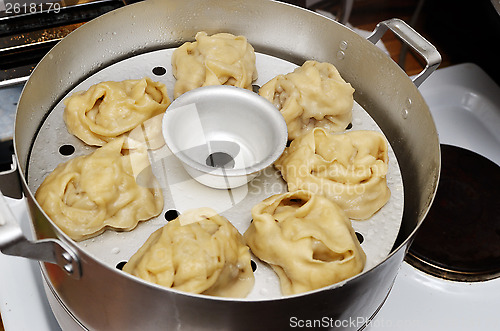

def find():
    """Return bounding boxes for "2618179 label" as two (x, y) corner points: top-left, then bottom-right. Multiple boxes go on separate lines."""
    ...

(0, 0), (61, 14)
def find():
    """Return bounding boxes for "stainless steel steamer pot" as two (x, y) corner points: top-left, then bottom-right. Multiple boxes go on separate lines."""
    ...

(0, 0), (441, 329)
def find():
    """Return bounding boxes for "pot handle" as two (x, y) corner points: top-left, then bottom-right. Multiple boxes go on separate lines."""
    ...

(0, 190), (81, 279)
(367, 18), (441, 87)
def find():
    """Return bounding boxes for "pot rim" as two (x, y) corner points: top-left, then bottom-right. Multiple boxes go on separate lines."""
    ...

(10, 0), (440, 306)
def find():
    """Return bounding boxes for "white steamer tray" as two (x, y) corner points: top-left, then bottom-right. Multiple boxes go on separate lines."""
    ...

(25, 49), (404, 300)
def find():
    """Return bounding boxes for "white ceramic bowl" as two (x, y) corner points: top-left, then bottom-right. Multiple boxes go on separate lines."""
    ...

(162, 85), (288, 189)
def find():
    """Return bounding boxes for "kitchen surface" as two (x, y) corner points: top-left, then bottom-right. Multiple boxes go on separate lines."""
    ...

(1, 0), (499, 330)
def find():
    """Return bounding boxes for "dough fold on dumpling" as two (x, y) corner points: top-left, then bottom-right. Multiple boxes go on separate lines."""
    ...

(63, 78), (170, 148)
(35, 138), (164, 241)
(274, 128), (390, 220)
(244, 191), (365, 296)
(259, 60), (354, 141)
(172, 31), (258, 98)
(123, 208), (255, 298)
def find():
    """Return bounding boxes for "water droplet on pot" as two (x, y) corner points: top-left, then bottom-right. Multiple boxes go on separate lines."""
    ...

(401, 108), (409, 119)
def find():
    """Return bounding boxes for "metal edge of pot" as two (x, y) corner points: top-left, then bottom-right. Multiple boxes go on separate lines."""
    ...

(12, 0), (441, 329)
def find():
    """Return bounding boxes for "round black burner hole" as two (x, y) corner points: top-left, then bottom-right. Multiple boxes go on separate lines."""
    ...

(206, 152), (235, 169)
(152, 66), (167, 76)
(252, 84), (261, 93)
(251, 260), (257, 272)
(355, 232), (364, 244)
(346, 122), (353, 130)
(164, 209), (180, 221)
(59, 144), (75, 156)
(407, 144), (500, 282)
(116, 261), (127, 270)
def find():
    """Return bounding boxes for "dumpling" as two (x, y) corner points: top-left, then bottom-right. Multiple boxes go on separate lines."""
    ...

(274, 128), (391, 220)
(125, 113), (166, 150)
(259, 60), (354, 141)
(35, 137), (164, 241)
(63, 78), (170, 148)
(244, 191), (365, 296)
(123, 208), (255, 298)
(171, 31), (258, 98)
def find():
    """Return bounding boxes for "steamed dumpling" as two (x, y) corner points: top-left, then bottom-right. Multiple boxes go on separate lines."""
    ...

(259, 60), (354, 141)
(244, 191), (365, 295)
(123, 208), (255, 298)
(172, 31), (258, 98)
(63, 78), (170, 149)
(35, 138), (164, 241)
(274, 128), (391, 220)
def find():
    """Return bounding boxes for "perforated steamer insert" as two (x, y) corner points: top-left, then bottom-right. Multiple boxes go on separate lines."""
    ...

(27, 49), (404, 299)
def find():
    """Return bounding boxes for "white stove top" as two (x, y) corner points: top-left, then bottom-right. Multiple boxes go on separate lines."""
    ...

(370, 262), (500, 330)
(369, 62), (500, 330)
(1, 63), (499, 330)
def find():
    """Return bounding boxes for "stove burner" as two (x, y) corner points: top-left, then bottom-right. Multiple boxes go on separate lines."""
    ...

(406, 144), (500, 281)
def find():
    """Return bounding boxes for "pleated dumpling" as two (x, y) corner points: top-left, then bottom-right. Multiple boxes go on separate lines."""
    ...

(171, 31), (258, 98)
(123, 208), (255, 298)
(244, 191), (365, 296)
(274, 128), (391, 220)
(259, 60), (354, 141)
(63, 77), (170, 149)
(35, 138), (164, 241)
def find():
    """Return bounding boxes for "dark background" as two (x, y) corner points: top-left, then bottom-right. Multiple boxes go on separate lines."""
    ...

(287, 0), (500, 85)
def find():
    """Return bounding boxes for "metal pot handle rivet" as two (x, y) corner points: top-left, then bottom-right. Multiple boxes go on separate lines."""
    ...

(0, 190), (81, 279)
(367, 18), (442, 87)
